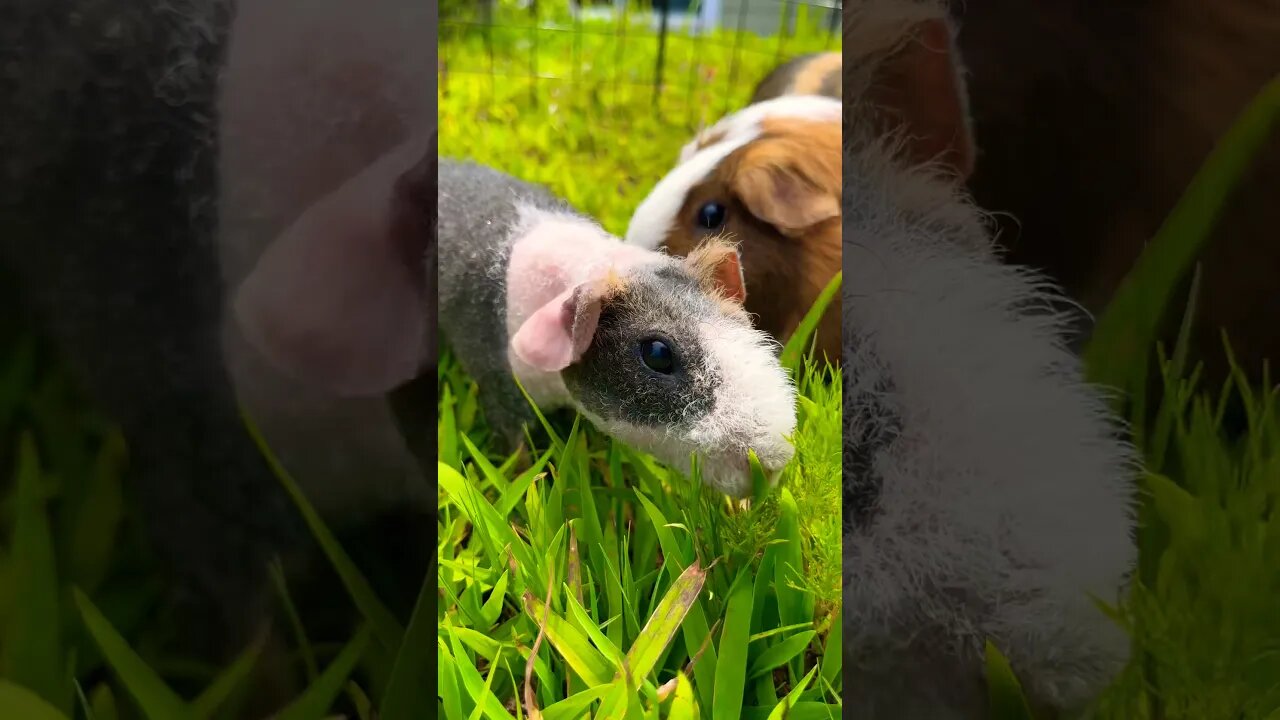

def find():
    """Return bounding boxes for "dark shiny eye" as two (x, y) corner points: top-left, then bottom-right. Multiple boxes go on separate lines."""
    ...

(696, 201), (727, 231)
(640, 339), (675, 374)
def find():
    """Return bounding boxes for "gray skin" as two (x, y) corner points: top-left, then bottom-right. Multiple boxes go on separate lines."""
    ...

(438, 159), (791, 482)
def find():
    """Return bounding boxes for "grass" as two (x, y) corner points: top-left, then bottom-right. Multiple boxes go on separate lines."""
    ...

(437, 7), (844, 719)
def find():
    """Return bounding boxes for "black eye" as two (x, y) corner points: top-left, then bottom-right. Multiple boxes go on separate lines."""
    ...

(640, 339), (675, 374)
(696, 201), (727, 231)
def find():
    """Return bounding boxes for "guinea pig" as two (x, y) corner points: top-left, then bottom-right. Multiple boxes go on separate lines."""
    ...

(841, 3), (1137, 718)
(625, 96), (843, 364)
(749, 51), (842, 104)
(437, 158), (797, 498)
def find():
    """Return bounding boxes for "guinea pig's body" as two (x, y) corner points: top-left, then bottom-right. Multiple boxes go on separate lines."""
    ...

(626, 96), (843, 364)
(438, 159), (797, 498)
(749, 51), (842, 104)
(217, 0), (435, 524)
(840, 3), (1138, 716)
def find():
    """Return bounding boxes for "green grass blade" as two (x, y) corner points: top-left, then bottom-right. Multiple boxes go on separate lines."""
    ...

(984, 640), (1035, 720)
(712, 569), (754, 719)
(446, 630), (517, 720)
(818, 619), (840, 692)
(439, 461), (544, 596)
(275, 626), (372, 720)
(188, 632), (266, 720)
(541, 685), (614, 720)
(622, 561), (707, 682)
(747, 630), (815, 680)
(71, 588), (188, 720)
(242, 412), (404, 650)
(520, 591), (614, 686)
(3, 434), (67, 713)
(0, 680), (70, 720)
(1084, 74), (1280, 395)
(270, 560), (320, 682)
(764, 666), (819, 720)
(667, 673), (698, 720)
(781, 271), (841, 372)
(379, 559), (437, 720)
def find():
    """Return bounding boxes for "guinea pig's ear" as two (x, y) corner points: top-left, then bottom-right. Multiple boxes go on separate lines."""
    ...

(233, 134), (436, 397)
(864, 17), (975, 179)
(731, 131), (841, 235)
(510, 279), (610, 372)
(686, 240), (747, 304)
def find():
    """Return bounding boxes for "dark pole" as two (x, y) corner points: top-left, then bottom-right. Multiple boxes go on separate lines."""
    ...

(654, 0), (671, 108)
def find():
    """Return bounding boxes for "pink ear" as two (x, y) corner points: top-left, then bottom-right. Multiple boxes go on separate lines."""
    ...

(510, 281), (607, 372)
(233, 134), (436, 397)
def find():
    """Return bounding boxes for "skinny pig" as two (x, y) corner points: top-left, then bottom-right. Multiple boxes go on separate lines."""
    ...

(438, 159), (797, 498)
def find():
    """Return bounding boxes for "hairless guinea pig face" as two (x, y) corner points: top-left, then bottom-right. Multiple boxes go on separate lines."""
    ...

(626, 99), (842, 364)
(559, 241), (798, 498)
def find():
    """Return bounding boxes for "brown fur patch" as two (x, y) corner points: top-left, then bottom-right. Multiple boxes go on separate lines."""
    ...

(662, 117), (842, 360)
(792, 52), (843, 96)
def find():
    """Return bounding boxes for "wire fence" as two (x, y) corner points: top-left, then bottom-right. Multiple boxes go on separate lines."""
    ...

(439, 0), (842, 127)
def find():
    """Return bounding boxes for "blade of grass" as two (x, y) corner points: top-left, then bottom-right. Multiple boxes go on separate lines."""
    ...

(0, 680), (69, 720)
(520, 591), (614, 686)
(781, 271), (841, 372)
(71, 588), (187, 720)
(712, 569), (753, 720)
(621, 562), (707, 682)
(189, 632), (267, 720)
(3, 434), (67, 713)
(379, 558), (437, 720)
(275, 626), (372, 720)
(1084, 74), (1280, 397)
(984, 641), (1035, 720)
(747, 631), (815, 680)
(242, 412), (404, 650)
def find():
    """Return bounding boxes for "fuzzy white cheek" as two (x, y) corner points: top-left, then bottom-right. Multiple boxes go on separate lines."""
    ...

(691, 317), (798, 471)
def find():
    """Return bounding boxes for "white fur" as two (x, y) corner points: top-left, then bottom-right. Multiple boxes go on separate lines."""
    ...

(842, 139), (1137, 714)
(215, 0), (433, 520)
(677, 94), (843, 163)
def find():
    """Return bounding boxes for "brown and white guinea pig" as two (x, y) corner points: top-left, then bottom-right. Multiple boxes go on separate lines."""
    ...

(625, 96), (843, 364)
(749, 51), (842, 104)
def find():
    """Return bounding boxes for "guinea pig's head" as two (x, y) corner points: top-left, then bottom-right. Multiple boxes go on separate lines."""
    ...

(625, 97), (843, 363)
(511, 238), (798, 497)
(232, 132), (437, 397)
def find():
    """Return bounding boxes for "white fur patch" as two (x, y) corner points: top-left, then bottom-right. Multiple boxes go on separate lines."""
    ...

(842, 142), (1137, 712)
(689, 314), (797, 496)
